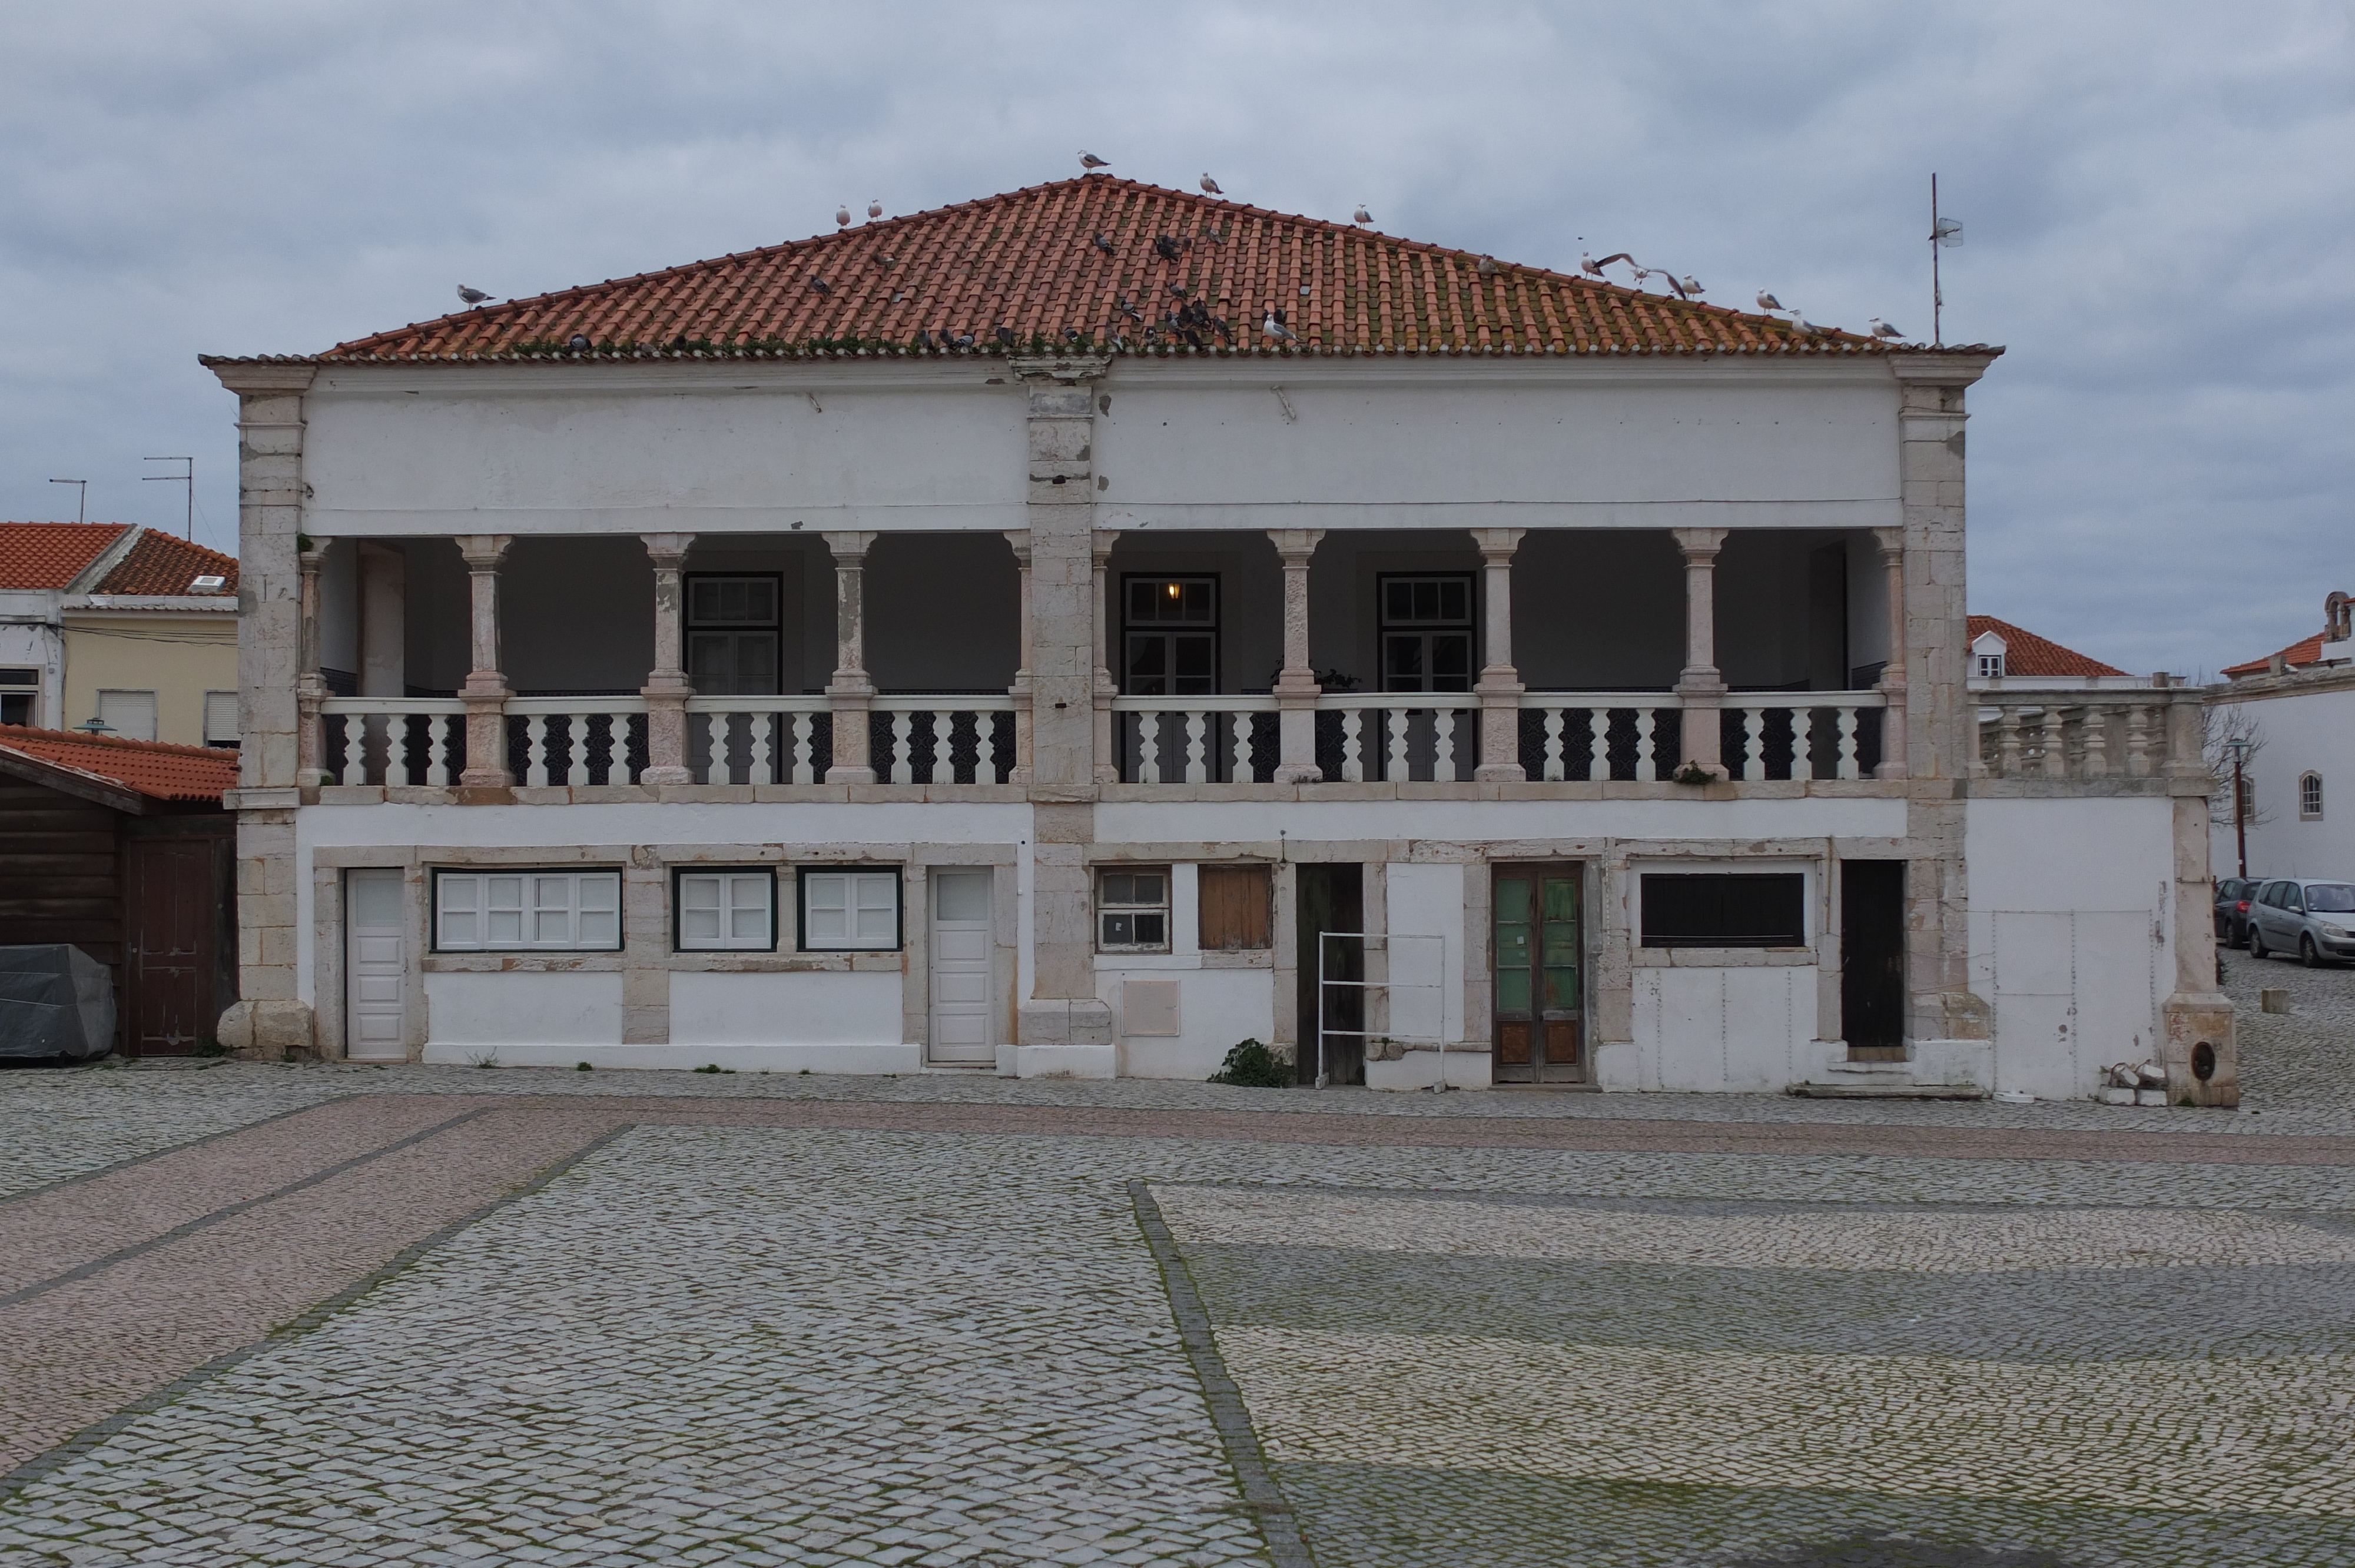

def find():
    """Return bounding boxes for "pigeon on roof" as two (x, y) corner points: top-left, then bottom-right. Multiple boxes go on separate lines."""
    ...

(456, 285), (491, 305)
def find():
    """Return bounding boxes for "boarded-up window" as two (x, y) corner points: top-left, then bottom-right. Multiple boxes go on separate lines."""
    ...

(1198, 865), (1272, 951)
(1640, 872), (1806, 949)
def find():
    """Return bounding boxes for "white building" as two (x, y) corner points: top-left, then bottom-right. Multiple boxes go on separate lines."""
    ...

(2210, 589), (2354, 882)
(203, 177), (2232, 1104)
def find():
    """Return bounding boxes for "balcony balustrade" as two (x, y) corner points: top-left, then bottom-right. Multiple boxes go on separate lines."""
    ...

(1975, 693), (2182, 780)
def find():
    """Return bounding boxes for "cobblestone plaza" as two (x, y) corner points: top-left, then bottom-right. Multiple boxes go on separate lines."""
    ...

(2, 956), (2351, 1567)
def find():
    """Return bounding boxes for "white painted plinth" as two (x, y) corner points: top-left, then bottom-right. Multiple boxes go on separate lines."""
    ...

(421, 1041), (923, 1074)
(1365, 1049), (1492, 1091)
(1012, 1043), (1118, 1079)
(1593, 1041), (1643, 1091)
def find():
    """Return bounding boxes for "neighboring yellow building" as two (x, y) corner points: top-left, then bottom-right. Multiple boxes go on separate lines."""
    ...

(0, 524), (240, 748)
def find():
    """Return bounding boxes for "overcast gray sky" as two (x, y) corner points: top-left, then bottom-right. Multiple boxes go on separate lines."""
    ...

(2, 1), (2347, 676)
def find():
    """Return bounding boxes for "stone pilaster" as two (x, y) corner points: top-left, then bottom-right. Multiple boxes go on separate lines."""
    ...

(1268, 529), (1326, 784)
(456, 534), (514, 791)
(1004, 529), (1035, 785)
(206, 361), (317, 1058)
(1889, 351), (1999, 1048)
(822, 530), (878, 784)
(2160, 690), (2237, 1105)
(1872, 525), (1909, 780)
(1470, 527), (1526, 782)
(294, 535), (332, 789)
(621, 851), (672, 1047)
(1010, 356), (1115, 1059)
(1090, 530), (1119, 784)
(1670, 527), (1729, 779)
(638, 533), (696, 786)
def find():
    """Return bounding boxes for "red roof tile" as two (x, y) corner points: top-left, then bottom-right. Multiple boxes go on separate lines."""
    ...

(92, 531), (238, 596)
(0, 725), (237, 803)
(1968, 616), (2128, 678)
(244, 179), (1989, 364)
(2223, 632), (2327, 677)
(0, 523), (130, 590)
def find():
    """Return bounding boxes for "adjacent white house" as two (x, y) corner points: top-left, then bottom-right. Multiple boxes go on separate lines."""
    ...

(2210, 588), (2354, 882)
(202, 177), (2233, 1104)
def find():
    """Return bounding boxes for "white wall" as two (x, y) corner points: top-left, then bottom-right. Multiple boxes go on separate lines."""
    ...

(1095, 862), (1282, 1079)
(1385, 862), (1466, 1047)
(423, 971), (622, 1055)
(1634, 965), (1820, 1091)
(2213, 686), (2355, 881)
(670, 971), (903, 1045)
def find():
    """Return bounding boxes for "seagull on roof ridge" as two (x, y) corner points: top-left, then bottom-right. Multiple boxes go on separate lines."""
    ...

(1789, 311), (1817, 336)
(1262, 309), (1295, 341)
(456, 285), (492, 305)
(1199, 172), (1223, 197)
(1353, 205), (1372, 225)
(867, 199), (882, 221)
(835, 205), (850, 228)
(1869, 317), (1905, 341)
(1755, 290), (1785, 313)
(1079, 151), (1109, 171)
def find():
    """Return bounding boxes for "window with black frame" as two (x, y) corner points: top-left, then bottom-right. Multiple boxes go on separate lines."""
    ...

(685, 575), (781, 695)
(1640, 872), (1808, 948)
(1378, 574), (1474, 693)
(1123, 576), (1218, 695)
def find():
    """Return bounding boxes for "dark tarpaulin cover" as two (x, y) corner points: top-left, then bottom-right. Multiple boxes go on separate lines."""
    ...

(0, 946), (115, 1060)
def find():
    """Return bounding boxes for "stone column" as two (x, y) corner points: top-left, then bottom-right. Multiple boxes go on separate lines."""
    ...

(822, 530), (878, 784)
(638, 533), (695, 786)
(1471, 527), (1527, 782)
(456, 534), (514, 790)
(1889, 351), (2000, 1051)
(1011, 355), (1116, 1065)
(1090, 530), (1119, 784)
(1005, 529), (1035, 785)
(2160, 690), (2237, 1105)
(1670, 527), (1729, 778)
(205, 360), (317, 1060)
(1872, 525), (1909, 779)
(1268, 528), (1326, 784)
(294, 535), (332, 788)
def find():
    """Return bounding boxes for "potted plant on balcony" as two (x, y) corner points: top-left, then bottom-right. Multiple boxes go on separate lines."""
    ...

(1670, 759), (1719, 786)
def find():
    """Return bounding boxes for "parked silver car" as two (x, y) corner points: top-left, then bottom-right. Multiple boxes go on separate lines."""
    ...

(2246, 878), (2355, 967)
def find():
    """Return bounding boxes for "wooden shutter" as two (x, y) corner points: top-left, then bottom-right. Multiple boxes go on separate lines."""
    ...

(1198, 865), (1272, 951)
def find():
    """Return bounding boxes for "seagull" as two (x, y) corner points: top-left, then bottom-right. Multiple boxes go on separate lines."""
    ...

(1262, 309), (1295, 341)
(1789, 311), (1817, 336)
(1581, 251), (1634, 280)
(1352, 205), (1372, 225)
(1869, 317), (1905, 340)
(1079, 151), (1109, 171)
(1755, 290), (1785, 313)
(456, 285), (491, 305)
(1199, 172), (1223, 197)
(1679, 275), (1704, 296)
(1477, 255), (1501, 277)
(867, 199), (882, 221)
(835, 205), (851, 228)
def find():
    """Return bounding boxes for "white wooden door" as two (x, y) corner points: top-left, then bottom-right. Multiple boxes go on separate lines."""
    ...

(928, 869), (994, 1065)
(346, 869), (407, 1061)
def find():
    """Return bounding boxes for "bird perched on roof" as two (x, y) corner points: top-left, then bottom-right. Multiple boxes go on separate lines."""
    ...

(867, 199), (882, 221)
(1679, 276), (1704, 297)
(808, 277), (831, 294)
(1153, 235), (1186, 262)
(1869, 317), (1905, 341)
(1167, 282), (1189, 298)
(1114, 295), (1143, 321)
(1477, 255), (1501, 277)
(1079, 151), (1109, 171)
(1755, 290), (1785, 313)
(456, 285), (492, 305)
(951, 330), (975, 348)
(1093, 231), (1117, 255)
(567, 334), (591, 351)
(995, 325), (1017, 346)
(1199, 173), (1223, 196)
(1353, 205), (1372, 225)
(1789, 311), (1817, 336)
(835, 206), (850, 227)
(1262, 309), (1295, 341)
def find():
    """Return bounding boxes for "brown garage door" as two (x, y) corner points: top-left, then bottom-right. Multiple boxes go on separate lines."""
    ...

(123, 836), (219, 1056)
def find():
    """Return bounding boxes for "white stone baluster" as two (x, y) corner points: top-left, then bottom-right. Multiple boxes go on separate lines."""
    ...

(1996, 709), (2023, 776)
(1183, 710), (1209, 784)
(1340, 710), (1364, 783)
(747, 712), (775, 785)
(1790, 707), (1814, 782)
(890, 711), (914, 783)
(1588, 709), (1611, 782)
(1137, 713), (1162, 782)
(2125, 704), (2151, 777)
(931, 710), (956, 783)
(1836, 706), (1861, 780)
(1230, 714), (1252, 783)
(612, 706), (638, 784)
(1634, 709), (1658, 782)
(1541, 707), (1565, 781)
(1743, 707), (1767, 782)
(790, 713), (815, 784)
(1434, 709), (1458, 782)
(422, 715), (450, 788)
(1386, 707), (1411, 782)
(2039, 708), (2068, 779)
(523, 715), (550, 788)
(974, 712), (999, 785)
(2081, 706), (2109, 778)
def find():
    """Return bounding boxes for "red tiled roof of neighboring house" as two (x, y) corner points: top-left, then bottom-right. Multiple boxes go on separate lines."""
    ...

(92, 531), (238, 596)
(0, 725), (237, 803)
(2223, 632), (2327, 677)
(0, 523), (130, 589)
(1968, 616), (2128, 678)
(202, 178), (1998, 366)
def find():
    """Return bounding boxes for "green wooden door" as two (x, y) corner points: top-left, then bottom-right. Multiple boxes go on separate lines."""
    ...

(1492, 867), (1583, 1083)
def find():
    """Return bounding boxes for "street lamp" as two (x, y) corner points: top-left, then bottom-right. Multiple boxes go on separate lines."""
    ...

(2225, 735), (2251, 880)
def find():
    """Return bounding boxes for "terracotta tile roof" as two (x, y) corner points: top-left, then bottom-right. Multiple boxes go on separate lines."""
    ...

(0, 523), (130, 590)
(231, 178), (1992, 364)
(2223, 632), (2327, 677)
(0, 725), (237, 802)
(1968, 615), (2128, 678)
(92, 531), (238, 596)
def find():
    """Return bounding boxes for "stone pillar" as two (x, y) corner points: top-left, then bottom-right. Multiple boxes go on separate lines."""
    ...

(1671, 527), (1729, 778)
(1889, 351), (2000, 1052)
(1471, 527), (1527, 782)
(205, 360), (318, 1059)
(638, 532), (695, 786)
(456, 534), (514, 790)
(294, 535), (331, 788)
(1872, 525), (1909, 779)
(1005, 529), (1035, 785)
(2160, 690), (2237, 1105)
(1011, 356), (1116, 1066)
(822, 530), (878, 784)
(1268, 528), (1326, 784)
(1090, 530), (1119, 784)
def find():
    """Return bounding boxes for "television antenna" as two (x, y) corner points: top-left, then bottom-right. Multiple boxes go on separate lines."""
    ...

(144, 457), (194, 540)
(48, 479), (87, 524)
(1930, 174), (1963, 346)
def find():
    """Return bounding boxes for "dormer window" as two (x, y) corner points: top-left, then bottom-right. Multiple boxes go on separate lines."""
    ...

(190, 574), (227, 592)
(1976, 652), (2005, 679)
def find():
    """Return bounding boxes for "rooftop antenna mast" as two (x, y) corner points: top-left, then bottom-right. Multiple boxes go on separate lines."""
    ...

(1929, 174), (1963, 347)
(48, 479), (87, 524)
(144, 457), (194, 541)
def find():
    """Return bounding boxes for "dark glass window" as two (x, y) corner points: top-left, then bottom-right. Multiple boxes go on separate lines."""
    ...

(1379, 574), (1473, 693)
(685, 575), (781, 696)
(1640, 872), (1807, 948)
(1123, 577), (1217, 697)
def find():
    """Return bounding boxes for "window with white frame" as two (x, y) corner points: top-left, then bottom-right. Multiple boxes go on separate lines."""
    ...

(801, 869), (900, 951)
(1096, 866), (1171, 952)
(435, 870), (622, 951)
(676, 869), (775, 951)
(2301, 772), (2324, 821)
(203, 691), (240, 749)
(1975, 653), (2005, 679)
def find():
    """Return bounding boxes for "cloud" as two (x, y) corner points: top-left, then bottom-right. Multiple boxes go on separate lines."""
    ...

(0, 0), (2347, 675)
